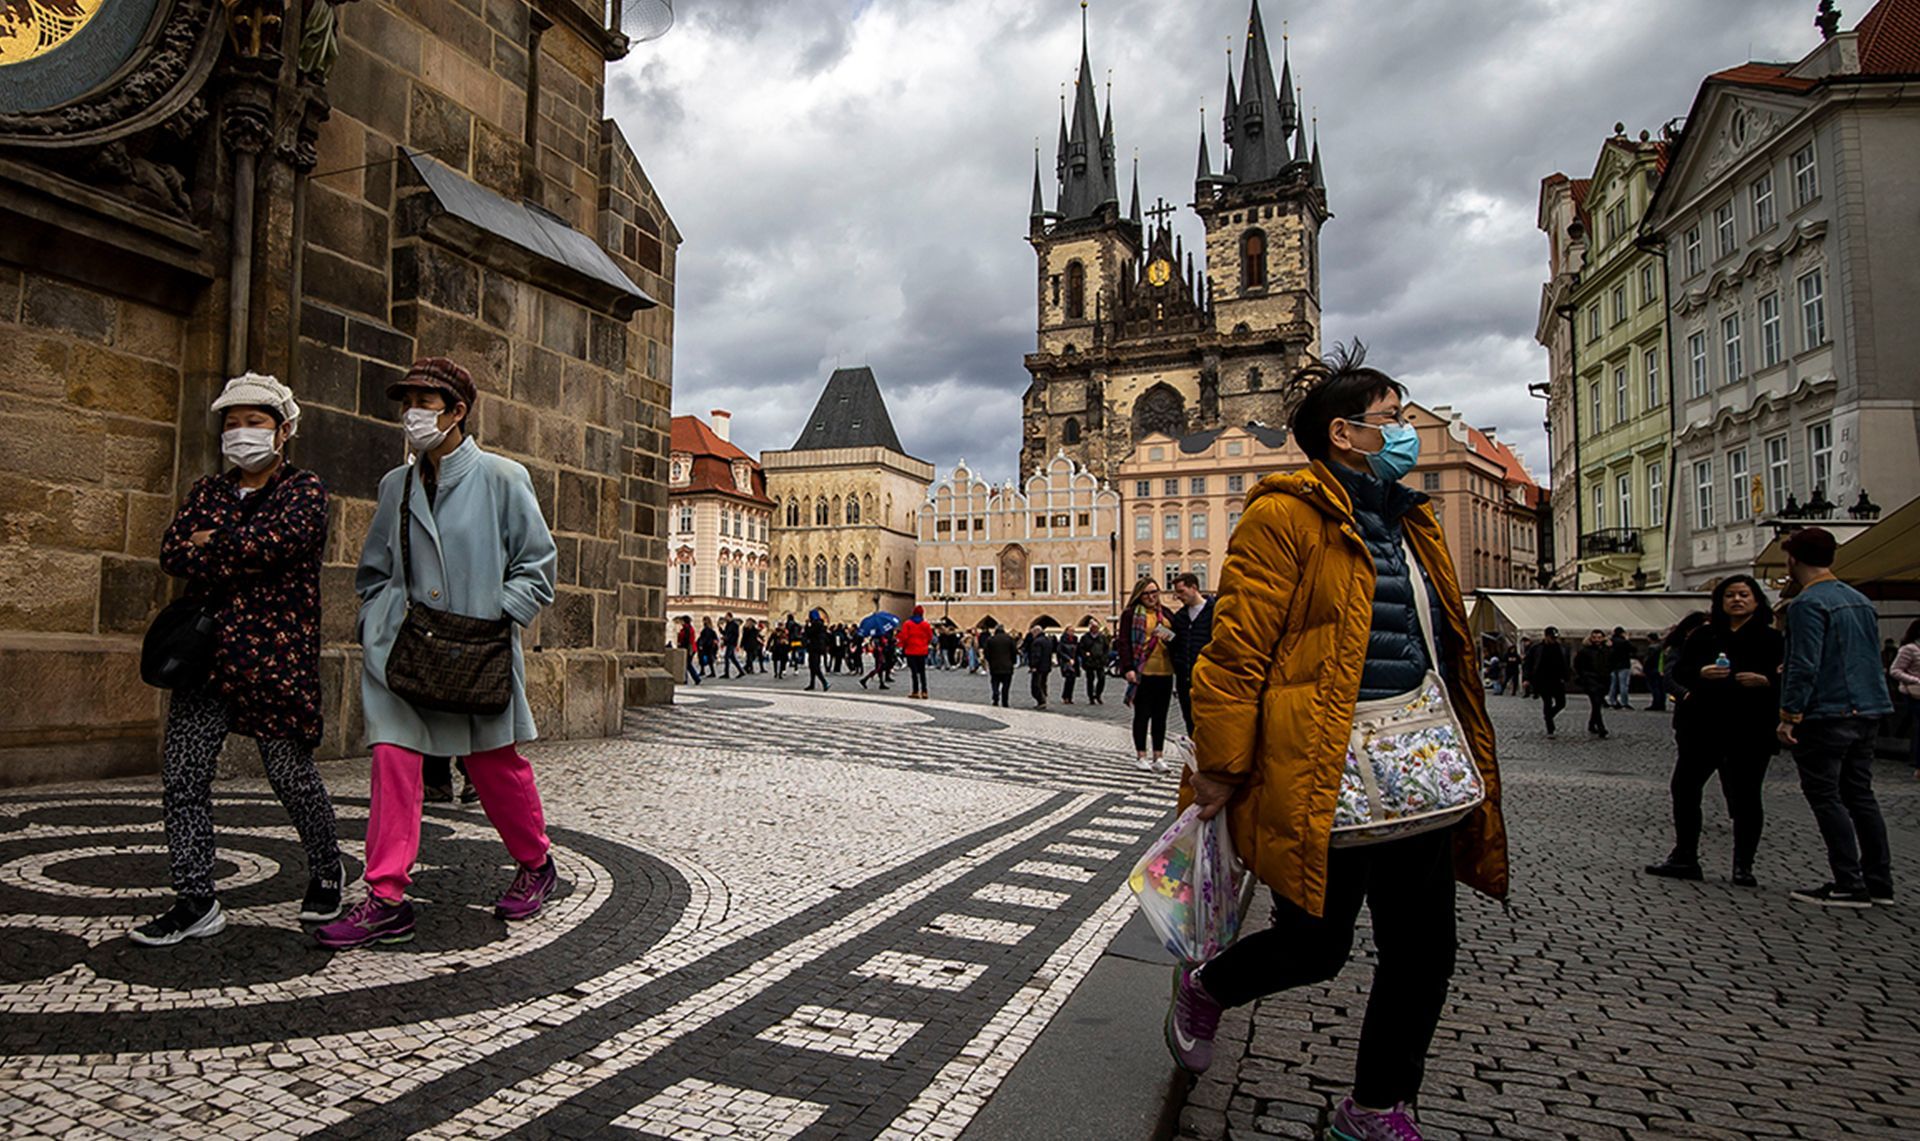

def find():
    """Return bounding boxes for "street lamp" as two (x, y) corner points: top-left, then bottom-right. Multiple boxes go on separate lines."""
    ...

(935, 593), (960, 620)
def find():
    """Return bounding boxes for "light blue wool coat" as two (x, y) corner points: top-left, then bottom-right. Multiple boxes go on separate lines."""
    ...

(355, 438), (557, 755)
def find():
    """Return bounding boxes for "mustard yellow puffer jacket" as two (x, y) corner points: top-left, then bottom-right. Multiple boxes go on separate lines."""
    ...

(1187, 461), (1508, 917)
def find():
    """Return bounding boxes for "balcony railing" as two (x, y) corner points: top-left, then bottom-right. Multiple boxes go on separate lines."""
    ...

(1580, 527), (1642, 558)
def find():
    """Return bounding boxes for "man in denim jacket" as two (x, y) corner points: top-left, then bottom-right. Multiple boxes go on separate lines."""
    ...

(1776, 527), (1894, 909)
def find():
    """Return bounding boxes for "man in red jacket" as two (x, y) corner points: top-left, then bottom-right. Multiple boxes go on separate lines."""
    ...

(898, 606), (934, 699)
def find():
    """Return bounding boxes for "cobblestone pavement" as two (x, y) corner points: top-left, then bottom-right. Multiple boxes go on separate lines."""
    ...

(0, 677), (1180, 1139)
(1, 664), (1915, 1139)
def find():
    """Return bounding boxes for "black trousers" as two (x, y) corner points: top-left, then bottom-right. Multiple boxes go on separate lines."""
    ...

(1792, 716), (1893, 894)
(808, 651), (828, 689)
(906, 654), (928, 694)
(1670, 732), (1770, 869)
(1175, 669), (1196, 734)
(1199, 829), (1457, 1109)
(1586, 693), (1607, 734)
(1538, 689), (1566, 731)
(1030, 668), (1050, 705)
(1086, 667), (1107, 702)
(1061, 669), (1078, 701)
(1132, 674), (1173, 753)
(990, 671), (1013, 706)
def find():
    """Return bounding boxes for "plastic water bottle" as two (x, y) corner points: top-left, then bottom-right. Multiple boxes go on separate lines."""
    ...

(1713, 652), (1731, 670)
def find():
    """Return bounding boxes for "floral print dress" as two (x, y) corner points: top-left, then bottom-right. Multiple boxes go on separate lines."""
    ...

(158, 466), (329, 746)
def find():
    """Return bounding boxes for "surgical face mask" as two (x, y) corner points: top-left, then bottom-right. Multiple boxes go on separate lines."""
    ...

(221, 427), (280, 473)
(1347, 419), (1421, 482)
(402, 407), (450, 452)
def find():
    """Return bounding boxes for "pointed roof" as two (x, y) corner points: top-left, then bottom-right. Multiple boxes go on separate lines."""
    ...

(1292, 94), (1310, 163)
(1128, 155), (1142, 223)
(1226, 0), (1293, 185)
(1059, 18), (1121, 219)
(1310, 126), (1324, 191)
(1031, 149), (1046, 219)
(791, 367), (907, 453)
(1278, 32), (1298, 134)
(1223, 60), (1237, 144)
(1857, 0), (1920, 73)
(1196, 124), (1213, 181)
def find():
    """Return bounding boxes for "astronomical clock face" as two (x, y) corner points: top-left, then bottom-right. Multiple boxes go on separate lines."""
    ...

(0, 0), (155, 113)
(1146, 258), (1173, 287)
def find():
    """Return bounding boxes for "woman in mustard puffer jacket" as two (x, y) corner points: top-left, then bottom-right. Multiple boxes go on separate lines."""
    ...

(1165, 344), (1506, 1141)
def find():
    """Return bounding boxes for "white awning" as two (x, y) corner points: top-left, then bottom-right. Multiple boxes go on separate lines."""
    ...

(1467, 590), (1713, 641)
(1831, 495), (1920, 584)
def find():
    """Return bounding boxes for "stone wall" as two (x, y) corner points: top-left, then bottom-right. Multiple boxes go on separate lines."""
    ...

(0, 0), (678, 785)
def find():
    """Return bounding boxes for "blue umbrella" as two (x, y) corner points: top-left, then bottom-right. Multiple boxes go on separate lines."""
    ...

(858, 611), (902, 638)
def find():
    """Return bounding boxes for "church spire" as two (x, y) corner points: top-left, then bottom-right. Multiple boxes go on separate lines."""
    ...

(1032, 147), (1047, 220)
(1128, 152), (1142, 224)
(1227, 0), (1290, 185)
(1278, 22), (1299, 138)
(1310, 114), (1325, 192)
(1058, 3), (1121, 219)
(1196, 107), (1214, 184)
(1292, 85), (1310, 164)
(1222, 46), (1237, 147)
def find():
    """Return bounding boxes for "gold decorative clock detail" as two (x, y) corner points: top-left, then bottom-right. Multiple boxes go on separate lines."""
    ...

(1146, 257), (1173, 287)
(0, 0), (106, 67)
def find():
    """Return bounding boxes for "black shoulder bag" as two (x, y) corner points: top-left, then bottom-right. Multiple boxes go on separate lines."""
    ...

(383, 466), (515, 715)
(141, 595), (219, 690)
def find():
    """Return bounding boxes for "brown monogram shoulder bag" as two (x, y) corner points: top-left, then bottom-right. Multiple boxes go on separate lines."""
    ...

(384, 466), (515, 715)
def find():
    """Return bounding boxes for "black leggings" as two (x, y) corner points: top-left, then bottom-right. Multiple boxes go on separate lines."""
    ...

(1198, 829), (1457, 1109)
(907, 654), (928, 694)
(1132, 674), (1173, 753)
(1671, 733), (1770, 868)
(808, 652), (828, 688)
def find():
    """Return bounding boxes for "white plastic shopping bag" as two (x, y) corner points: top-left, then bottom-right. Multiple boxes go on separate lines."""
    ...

(1127, 792), (1256, 963)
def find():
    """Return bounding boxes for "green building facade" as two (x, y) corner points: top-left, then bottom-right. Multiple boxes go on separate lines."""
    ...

(1567, 132), (1674, 590)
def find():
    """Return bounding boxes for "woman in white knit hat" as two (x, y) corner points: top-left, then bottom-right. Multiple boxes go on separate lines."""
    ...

(129, 373), (344, 946)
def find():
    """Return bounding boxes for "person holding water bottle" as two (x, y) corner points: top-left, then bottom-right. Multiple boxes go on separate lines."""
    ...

(1644, 576), (1783, 887)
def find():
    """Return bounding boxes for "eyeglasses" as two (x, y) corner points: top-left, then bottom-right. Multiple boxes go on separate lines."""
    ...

(1345, 411), (1411, 428)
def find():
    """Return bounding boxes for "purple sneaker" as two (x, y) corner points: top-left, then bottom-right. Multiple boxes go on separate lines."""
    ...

(314, 896), (415, 949)
(1329, 1097), (1423, 1141)
(495, 857), (557, 921)
(1164, 964), (1222, 1073)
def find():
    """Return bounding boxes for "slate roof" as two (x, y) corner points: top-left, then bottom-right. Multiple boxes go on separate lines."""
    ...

(1175, 422), (1291, 454)
(791, 367), (908, 454)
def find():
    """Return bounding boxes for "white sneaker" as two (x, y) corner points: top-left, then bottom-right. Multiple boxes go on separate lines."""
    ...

(1136, 755), (1153, 771)
(1152, 756), (1169, 773)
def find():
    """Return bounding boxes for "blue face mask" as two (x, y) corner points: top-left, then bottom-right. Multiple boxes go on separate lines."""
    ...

(1349, 420), (1421, 482)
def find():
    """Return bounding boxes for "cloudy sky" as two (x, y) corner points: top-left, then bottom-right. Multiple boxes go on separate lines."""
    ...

(607, 0), (1823, 487)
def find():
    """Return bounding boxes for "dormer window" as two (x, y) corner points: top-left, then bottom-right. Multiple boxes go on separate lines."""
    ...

(669, 455), (691, 486)
(731, 460), (751, 493)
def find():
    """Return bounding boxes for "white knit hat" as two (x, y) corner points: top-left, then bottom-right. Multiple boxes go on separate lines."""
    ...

(211, 371), (300, 438)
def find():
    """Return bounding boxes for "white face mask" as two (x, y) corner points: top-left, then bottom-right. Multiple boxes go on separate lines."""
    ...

(403, 407), (451, 452)
(221, 427), (280, 473)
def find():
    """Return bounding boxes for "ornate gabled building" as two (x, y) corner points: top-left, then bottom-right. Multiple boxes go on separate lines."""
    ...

(1022, 0), (1328, 482)
(764, 367), (933, 622)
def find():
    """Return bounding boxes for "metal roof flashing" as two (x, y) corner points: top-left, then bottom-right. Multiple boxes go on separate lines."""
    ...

(402, 149), (655, 319)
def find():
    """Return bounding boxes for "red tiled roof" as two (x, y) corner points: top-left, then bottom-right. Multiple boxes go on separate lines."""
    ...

(1568, 178), (1593, 230)
(1708, 62), (1818, 92)
(1858, 0), (1920, 73)
(1465, 427), (1542, 509)
(671, 415), (752, 463)
(670, 415), (771, 504)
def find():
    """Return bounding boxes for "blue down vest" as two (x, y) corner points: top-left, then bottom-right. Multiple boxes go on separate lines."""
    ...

(1331, 464), (1442, 700)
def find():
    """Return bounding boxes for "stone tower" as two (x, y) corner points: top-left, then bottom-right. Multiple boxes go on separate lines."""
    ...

(1022, 0), (1329, 481)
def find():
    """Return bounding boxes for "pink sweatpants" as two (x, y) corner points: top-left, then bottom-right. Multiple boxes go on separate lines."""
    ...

(365, 743), (551, 903)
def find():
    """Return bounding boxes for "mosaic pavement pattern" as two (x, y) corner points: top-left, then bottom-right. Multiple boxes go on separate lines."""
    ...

(0, 687), (1178, 1139)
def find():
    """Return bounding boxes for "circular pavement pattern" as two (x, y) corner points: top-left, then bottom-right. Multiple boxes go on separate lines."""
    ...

(0, 791), (689, 1055)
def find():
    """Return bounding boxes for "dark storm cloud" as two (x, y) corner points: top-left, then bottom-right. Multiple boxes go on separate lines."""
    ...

(607, 0), (1821, 486)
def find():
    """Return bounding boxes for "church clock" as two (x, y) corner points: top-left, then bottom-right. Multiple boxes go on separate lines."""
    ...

(1145, 257), (1173, 287)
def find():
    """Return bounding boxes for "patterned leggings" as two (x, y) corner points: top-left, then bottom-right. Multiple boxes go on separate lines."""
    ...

(161, 686), (341, 899)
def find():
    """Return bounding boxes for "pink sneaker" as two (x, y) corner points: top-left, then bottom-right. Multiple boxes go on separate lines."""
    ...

(1163, 964), (1222, 1073)
(494, 857), (557, 921)
(314, 896), (415, 950)
(1329, 1097), (1423, 1140)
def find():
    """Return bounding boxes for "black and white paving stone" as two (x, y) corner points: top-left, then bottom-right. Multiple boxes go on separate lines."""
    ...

(0, 685), (1178, 1139)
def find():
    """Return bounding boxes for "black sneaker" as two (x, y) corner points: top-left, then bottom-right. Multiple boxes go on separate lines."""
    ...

(425, 783), (453, 804)
(1731, 867), (1758, 888)
(129, 896), (225, 946)
(300, 865), (344, 922)
(1644, 859), (1703, 881)
(1868, 885), (1894, 905)
(1789, 883), (1871, 908)
(459, 777), (480, 805)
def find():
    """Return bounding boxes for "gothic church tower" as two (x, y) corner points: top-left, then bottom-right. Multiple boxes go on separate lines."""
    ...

(1023, 1), (1328, 481)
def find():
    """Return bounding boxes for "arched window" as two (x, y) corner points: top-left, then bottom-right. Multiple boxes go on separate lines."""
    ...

(814, 497), (829, 526)
(814, 556), (828, 587)
(1241, 230), (1267, 289)
(784, 556), (799, 588)
(846, 496), (861, 524)
(1065, 260), (1086, 319)
(1063, 417), (1081, 444)
(785, 499), (799, 527)
(845, 555), (859, 586)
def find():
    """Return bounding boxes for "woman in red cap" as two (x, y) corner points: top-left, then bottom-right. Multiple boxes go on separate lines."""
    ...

(317, 357), (560, 949)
